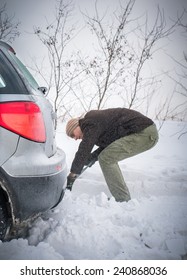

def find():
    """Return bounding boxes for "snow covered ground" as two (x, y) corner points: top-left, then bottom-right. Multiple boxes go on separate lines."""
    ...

(0, 121), (187, 260)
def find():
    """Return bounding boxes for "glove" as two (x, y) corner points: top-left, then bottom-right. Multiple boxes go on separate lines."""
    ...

(66, 173), (77, 191)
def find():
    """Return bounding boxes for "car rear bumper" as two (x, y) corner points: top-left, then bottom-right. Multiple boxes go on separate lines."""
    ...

(0, 165), (67, 223)
(2, 139), (67, 177)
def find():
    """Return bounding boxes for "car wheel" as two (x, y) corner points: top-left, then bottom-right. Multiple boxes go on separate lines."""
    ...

(0, 190), (9, 241)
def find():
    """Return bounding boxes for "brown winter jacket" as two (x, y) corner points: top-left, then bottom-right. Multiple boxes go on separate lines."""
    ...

(70, 107), (154, 174)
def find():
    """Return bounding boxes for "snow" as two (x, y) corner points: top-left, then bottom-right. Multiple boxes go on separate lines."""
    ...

(0, 121), (187, 260)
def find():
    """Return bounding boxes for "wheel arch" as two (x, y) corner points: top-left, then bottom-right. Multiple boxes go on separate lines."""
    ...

(0, 171), (16, 226)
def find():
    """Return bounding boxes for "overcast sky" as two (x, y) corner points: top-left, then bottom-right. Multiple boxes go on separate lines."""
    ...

(4, 0), (187, 58)
(6, 0), (185, 79)
(2, 0), (187, 118)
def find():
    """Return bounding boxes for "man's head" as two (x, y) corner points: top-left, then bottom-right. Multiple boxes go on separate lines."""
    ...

(66, 118), (83, 140)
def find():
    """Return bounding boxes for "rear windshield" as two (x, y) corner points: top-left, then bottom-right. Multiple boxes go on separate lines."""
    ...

(0, 50), (28, 94)
(8, 50), (39, 90)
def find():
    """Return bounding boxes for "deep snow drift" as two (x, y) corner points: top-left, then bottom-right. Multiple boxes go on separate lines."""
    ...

(0, 121), (187, 260)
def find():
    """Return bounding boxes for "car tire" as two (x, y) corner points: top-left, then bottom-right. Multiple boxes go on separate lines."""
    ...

(0, 189), (9, 241)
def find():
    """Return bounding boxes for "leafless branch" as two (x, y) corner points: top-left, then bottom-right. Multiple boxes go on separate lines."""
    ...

(0, 3), (20, 42)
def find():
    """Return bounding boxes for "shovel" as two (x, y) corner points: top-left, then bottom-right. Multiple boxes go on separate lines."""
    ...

(66, 159), (96, 191)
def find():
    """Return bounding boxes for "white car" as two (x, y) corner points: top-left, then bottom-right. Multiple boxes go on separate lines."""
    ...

(0, 41), (67, 241)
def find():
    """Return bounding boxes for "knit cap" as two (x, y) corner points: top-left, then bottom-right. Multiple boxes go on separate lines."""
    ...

(66, 118), (79, 137)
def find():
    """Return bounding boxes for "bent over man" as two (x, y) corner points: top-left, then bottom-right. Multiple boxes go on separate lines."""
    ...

(65, 107), (158, 202)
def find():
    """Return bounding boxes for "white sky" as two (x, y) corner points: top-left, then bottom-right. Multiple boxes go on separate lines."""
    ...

(5, 0), (186, 58)
(3, 0), (187, 118)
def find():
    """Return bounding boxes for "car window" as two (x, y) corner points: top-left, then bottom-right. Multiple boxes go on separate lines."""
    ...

(0, 51), (28, 94)
(7, 50), (39, 90)
(0, 75), (6, 88)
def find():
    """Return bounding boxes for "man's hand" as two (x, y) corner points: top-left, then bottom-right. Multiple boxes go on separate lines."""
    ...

(66, 173), (78, 191)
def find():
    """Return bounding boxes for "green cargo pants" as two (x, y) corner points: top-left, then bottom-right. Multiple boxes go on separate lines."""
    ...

(98, 124), (159, 202)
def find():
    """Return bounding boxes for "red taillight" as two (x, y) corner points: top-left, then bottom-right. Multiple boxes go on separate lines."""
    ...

(0, 102), (46, 142)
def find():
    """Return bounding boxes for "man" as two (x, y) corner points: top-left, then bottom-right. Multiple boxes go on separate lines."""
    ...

(66, 107), (158, 202)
